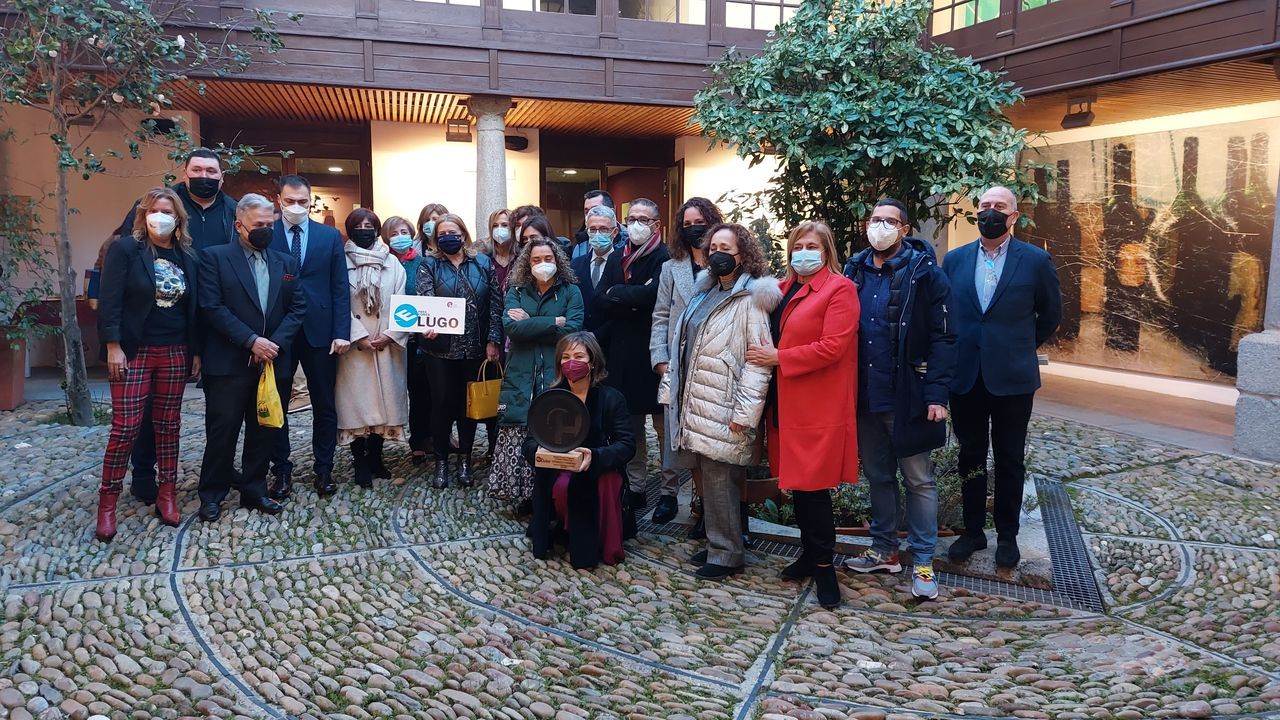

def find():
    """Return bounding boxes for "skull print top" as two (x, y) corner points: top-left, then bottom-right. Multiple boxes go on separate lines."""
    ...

(141, 245), (191, 347)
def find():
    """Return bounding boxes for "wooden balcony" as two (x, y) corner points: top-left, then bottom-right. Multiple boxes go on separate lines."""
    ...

(174, 0), (769, 106)
(932, 0), (1280, 95)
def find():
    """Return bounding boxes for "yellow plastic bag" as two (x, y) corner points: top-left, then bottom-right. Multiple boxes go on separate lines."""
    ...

(256, 361), (284, 428)
(466, 359), (503, 421)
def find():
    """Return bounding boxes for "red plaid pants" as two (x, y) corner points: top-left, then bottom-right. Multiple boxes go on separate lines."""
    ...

(99, 345), (189, 493)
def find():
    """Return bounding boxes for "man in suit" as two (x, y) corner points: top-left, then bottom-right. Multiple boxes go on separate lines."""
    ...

(942, 186), (1062, 569)
(196, 194), (307, 521)
(113, 148), (238, 505)
(571, 190), (628, 261)
(267, 175), (351, 498)
(572, 204), (624, 344)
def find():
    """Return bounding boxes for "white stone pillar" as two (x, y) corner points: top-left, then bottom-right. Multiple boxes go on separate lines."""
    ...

(1234, 170), (1280, 461)
(468, 95), (512, 240)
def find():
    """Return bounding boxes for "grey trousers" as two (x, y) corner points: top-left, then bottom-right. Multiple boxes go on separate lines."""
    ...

(697, 454), (746, 567)
(627, 413), (680, 496)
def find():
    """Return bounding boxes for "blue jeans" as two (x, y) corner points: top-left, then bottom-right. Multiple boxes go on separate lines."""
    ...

(857, 411), (937, 566)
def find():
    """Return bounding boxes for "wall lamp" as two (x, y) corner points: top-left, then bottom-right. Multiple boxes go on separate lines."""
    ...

(1060, 93), (1096, 129)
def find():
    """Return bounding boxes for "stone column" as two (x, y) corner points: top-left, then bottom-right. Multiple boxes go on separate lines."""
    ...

(1233, 170), (1280, 460)
(468, 95), (512, 241)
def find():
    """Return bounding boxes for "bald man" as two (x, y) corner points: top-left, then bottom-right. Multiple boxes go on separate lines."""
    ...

(941, 186), (1061, 570)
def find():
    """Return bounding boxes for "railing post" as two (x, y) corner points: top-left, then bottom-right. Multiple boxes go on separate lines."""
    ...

(708, 0), (726, 56)
(600, 0), (620, 49)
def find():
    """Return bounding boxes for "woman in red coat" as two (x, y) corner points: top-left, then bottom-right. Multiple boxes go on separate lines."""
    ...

(748, 221), (858, 609)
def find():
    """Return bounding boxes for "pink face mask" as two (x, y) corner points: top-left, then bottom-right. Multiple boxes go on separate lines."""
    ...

(561, 359), (591, 383)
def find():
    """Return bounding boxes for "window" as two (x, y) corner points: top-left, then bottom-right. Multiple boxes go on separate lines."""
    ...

(416, 0), (481, 6)
(1021, 0), (1060, 8)
(502, 0), (596, 14)
(930, 0), (999, 35)
(619, 0), (706, 23)
(726, 0), (798, 30)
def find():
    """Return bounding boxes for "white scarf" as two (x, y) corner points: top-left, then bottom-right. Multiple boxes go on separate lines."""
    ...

(346, 240), (389, 315)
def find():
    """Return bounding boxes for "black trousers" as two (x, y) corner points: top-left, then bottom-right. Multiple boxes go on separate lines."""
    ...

(949, 372), (1035, 538)
(129, 404), (158, 498)
(530, 470), (603, 569)
(198, 372), (284, 505)
(271, 340), (338, 475)
(426, 355), (482, 460)
(792, 489), (835, 566)
(407, 344), (432, 453)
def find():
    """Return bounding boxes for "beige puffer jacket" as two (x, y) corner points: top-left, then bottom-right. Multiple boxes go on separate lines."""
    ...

(658, 270), (782, 466)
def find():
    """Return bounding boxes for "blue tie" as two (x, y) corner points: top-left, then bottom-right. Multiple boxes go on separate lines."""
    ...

(290, 225), (303, 269)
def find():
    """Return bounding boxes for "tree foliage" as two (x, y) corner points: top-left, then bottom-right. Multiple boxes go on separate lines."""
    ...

(695, 0), (1049, 260)
(0, 0), (298, 423)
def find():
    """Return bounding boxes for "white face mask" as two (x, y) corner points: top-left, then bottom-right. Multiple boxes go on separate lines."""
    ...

(867, 222), (901, 252)
(281, 203), (308, 225)
(492, 226), (511, 244)
(627, 221), (653, 245)
(531, 262), (557, 282)
(146, 212), (177, 238)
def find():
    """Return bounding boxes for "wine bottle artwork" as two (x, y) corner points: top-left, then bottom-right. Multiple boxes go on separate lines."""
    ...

(1101, 142), (1148, 354)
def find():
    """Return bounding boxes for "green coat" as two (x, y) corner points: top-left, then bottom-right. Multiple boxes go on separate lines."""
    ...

(498, 281), (585, 424)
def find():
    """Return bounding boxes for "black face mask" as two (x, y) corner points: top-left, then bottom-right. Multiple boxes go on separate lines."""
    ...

(187, 176), (220, 199)
(680, 224), (708, 249)
(707, 251), (738, 278)
(246, 227), (273, 251)
(976, 208), (1011, 240)
(350, 228), (378, 248)
(438, 234), (465, 255)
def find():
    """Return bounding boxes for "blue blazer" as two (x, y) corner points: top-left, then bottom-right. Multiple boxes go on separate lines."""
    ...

(270, 219), (350, 347)
(941, 237), (1062, 396)
(197, 242), (306, 378)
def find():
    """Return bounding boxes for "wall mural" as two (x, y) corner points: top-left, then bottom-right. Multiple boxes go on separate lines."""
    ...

(1019, 117), (1278, 383)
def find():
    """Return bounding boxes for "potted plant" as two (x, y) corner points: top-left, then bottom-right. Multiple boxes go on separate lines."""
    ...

(0, 194), (56, 411)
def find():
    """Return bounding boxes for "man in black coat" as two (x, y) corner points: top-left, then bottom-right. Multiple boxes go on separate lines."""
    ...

(195, 194), (306, 522)
(571, 204), (625, 344)
(595, 197), (674, 519)
(113, 148), (237, 504)
(842, 199), (956, 601)
(942, 186), (1061, 569)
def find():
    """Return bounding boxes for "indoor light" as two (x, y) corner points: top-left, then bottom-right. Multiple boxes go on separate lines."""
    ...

(563, 169), (578, 175)
(328, 166), (342, 173)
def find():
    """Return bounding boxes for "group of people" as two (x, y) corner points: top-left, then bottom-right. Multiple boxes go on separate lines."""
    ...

(94, 148), (1061, 609)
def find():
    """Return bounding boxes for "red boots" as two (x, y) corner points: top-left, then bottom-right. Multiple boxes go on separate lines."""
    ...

(95, 491), (119, 542)
(155, 482), (180, 527)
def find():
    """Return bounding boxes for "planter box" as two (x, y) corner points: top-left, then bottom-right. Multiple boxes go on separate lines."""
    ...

(0, 337), (26, 411)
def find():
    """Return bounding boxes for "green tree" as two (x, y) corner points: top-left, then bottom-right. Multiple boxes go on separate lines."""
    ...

(695, 0), (1048, 262)
(0, 0), (298, 424)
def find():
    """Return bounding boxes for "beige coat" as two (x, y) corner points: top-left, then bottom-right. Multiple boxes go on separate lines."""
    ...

(336, 253), (409, 441)
(658, 271), (781, 466)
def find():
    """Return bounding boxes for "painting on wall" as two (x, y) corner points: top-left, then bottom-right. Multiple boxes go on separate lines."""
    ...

(1020, 117), (1278, 383)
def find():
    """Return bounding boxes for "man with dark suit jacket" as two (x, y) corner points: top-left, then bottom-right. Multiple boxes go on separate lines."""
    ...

(571, 204), (624, 345)
(942, 186), (1062, 569)
(196, 194), (306, 521)
(266, 175), (351, 499)
(113, 148), (237, 505)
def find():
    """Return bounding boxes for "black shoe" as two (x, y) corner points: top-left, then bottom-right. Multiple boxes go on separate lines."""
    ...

(367, 435), (391, 479)
(688, 549), (708, 566)
(695, 563), (744, 580)
(351, 438), (373, 489)
(432, 459), (450, 490)
(240, 496), (284, 515)
(995, 536), (1021, 569)
(269, 470), (293, 500)
(628, 489), (648, 512)
(516, 498), (533, 517)
(947, 532), (988, 563)
(198, 501), (221, 522)
(780, 557), (815, 582)
(688, 515), (706, 540)
(651, 495), (678, 524)
(314, 472), (338, 497)
(813, 564), (842, 609)
(456, 457), (473, 489)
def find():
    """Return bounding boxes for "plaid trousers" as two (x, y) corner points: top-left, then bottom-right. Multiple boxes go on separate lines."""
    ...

(100, 345), (189, 493)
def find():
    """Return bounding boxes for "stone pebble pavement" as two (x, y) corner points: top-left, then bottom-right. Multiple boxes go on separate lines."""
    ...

(1, 399), (1278, 720)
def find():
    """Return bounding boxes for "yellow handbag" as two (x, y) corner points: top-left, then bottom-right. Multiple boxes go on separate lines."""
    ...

(256, 361), (285, 428)
(466, 359), (503, 420)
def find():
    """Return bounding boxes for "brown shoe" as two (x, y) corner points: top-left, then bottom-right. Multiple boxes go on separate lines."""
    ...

(96, 490), (120, 542)
(155, 482), (180, 527)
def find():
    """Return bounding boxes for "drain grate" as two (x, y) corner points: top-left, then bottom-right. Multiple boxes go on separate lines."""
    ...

(637, 476), (1105, 613)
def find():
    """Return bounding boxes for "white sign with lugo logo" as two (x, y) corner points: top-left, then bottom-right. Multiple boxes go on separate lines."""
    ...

(388, 294), (466, 334)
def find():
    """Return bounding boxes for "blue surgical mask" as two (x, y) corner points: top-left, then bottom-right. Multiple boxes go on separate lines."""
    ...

(422, 220), (436, 237)
(390, 235), (413, 253)
(589, 232), (613, 253)
(790, 249), (824, 276)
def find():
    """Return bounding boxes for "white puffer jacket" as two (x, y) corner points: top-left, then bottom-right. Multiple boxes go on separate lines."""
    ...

(658, 270), (781, 466)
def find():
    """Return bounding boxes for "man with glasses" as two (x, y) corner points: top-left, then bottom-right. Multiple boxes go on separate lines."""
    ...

(942, 186), (1061, 570)
(596, 198), (674, 518)
(842, 198), (956, 600)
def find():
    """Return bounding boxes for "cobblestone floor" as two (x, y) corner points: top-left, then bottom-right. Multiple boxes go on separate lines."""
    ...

(1, 399), (1279, 720)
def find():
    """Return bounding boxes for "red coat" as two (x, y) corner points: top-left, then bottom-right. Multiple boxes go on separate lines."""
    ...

(767, 268), (859, 491)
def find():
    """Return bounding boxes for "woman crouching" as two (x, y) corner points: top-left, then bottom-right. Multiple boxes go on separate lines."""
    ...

(523, 332), (635, 570)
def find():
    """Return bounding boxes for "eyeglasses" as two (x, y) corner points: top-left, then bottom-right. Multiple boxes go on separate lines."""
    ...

(867, 217), (905, 228)
(625, 216), (658, 226)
